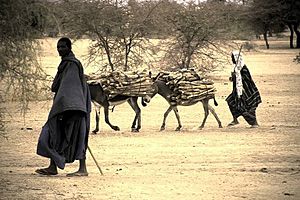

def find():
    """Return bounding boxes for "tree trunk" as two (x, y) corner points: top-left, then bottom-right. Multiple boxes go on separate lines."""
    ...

(53, 14), (62, 36)
(294, 23), (300, 48)
(263, 31), (269, 49)
(287, 23), (294, 48)
(124, 47), (129, 72)
(186, 53), (192, 69)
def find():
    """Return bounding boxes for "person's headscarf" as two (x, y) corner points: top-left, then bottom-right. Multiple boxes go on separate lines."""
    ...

(231, 50), (244, 98)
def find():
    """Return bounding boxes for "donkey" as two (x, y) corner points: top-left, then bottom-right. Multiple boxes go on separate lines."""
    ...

(144, 78), (223, 131)
(88, 83), (147, 133)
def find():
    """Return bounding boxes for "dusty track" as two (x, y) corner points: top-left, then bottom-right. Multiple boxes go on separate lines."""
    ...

(0, 38), (299, 200)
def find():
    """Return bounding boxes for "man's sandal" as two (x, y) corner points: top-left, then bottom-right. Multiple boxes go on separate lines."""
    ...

(227, 121), (239, 127)
(66, 172), (88, 177)
(35, 168), (58, 176)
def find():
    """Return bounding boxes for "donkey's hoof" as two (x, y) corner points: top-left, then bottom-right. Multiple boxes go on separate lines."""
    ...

(160, 127), (165, 131)
(131, 128), (139, 132)
(198, 126), (203, 130)
(219, 125), (223, 128)
(91, 130), (98, 134)
(113, 126), (120, 131)
(175, 127), (182, 131)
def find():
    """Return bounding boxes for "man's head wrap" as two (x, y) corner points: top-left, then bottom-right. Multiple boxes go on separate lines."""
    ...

(231, 50), (244, 69)
(58, 37), (72, 50)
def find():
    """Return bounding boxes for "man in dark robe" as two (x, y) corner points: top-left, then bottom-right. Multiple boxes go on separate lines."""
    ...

(226, 50), (262, 128)
(36, 37), (91, 176)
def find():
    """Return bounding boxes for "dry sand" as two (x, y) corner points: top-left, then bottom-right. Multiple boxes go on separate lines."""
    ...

(0, 38), (299, 200)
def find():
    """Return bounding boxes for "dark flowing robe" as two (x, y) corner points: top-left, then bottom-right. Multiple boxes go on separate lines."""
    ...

(226, 65), (262, 124)
(37, 52), (91, 169)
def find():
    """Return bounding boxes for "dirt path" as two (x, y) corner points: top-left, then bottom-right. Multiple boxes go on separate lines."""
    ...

(0, 39), (299, 200)
(1, 124), (299, 199)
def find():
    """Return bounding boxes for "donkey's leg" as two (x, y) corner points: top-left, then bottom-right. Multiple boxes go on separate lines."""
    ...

(92, 106), (100, 134)
(208, 104), (223, 128)
(160, 106), (173, 131)
(128, 97), (141, 132)
(173, 106), (182, 131)
(103, 104), (120, 131)
(199, 100), (209, 129)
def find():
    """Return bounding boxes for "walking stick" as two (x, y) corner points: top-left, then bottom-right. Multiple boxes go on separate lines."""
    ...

(87, 145), (104, 175)
(233, 44), (243, 72)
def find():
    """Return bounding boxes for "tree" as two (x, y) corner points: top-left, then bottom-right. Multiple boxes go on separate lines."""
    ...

(53, 0), (159, 72)
(0, 0), (49, 132)
(245, 0), (300, 49)
(295, 52), (300, 63)
(281, 0), (300, 48)
(158, 1), (235, 72)
(245, 0), (285, 49)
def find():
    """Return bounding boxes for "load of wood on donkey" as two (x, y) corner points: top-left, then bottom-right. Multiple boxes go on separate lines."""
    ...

(86, 70), (155, 99)
(155, 68), (216, 106)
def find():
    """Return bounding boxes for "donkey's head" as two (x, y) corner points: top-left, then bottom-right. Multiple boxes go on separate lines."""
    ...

(141, 71), (160, 103)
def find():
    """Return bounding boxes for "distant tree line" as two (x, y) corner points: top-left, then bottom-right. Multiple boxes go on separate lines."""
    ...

(1, 0), (299, 132)
(241, 0), (300, 49)
(41, 0), (299, 67)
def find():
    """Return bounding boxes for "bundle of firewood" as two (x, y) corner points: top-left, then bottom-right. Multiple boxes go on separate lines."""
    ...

(86, 70), (154, 98)
(156, 69), (216, 105)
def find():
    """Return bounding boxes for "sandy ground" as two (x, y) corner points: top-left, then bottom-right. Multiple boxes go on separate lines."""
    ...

(0, 38), (300, 200)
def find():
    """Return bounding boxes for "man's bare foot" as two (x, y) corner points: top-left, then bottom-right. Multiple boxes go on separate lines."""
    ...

(35, 168), (58, 176)
(250, 124), (259, 128)
(227, 120), (239, 127)
(66, 171), (88, 177)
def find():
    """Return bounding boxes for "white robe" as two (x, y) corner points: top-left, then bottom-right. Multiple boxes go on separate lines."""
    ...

(231, 50), (244, 98)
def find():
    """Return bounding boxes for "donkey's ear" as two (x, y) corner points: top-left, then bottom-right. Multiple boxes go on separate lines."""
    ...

(148, 71), (152, 78)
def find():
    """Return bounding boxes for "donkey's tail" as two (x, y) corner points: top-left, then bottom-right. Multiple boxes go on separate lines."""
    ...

(141, 98), (147, 107)
(213, 96), (218, 106)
